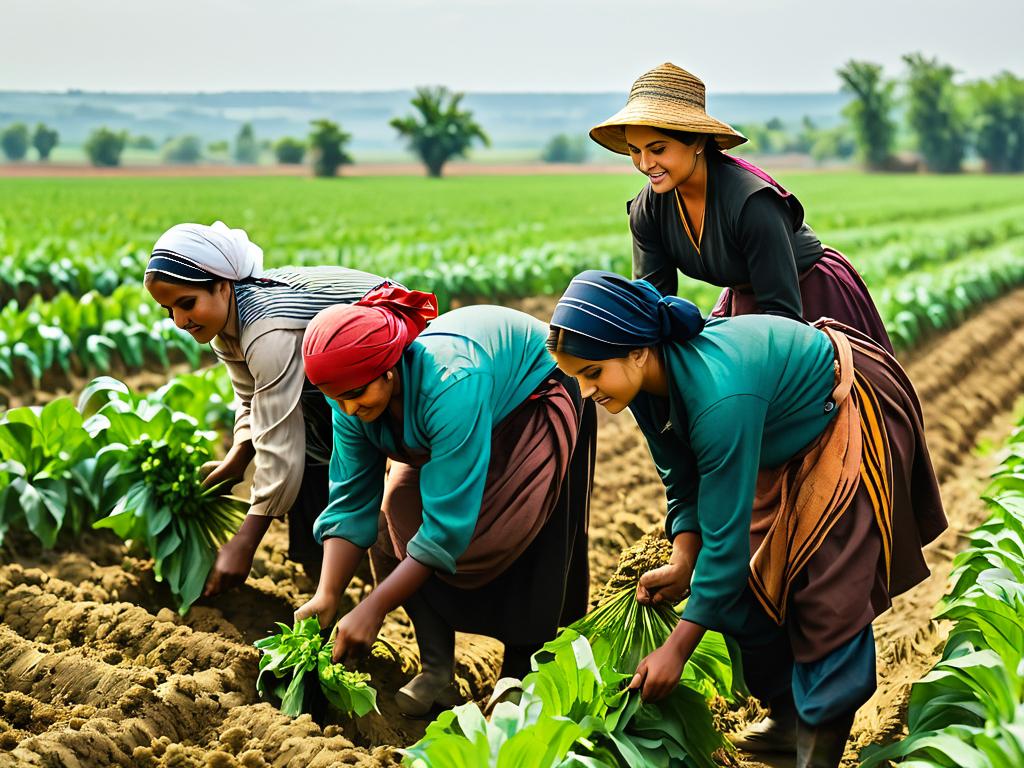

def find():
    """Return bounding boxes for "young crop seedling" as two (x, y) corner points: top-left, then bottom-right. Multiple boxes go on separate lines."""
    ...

(255, 617), (378, 719)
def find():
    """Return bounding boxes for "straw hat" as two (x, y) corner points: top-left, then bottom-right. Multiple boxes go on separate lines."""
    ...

(590, 63), (747, 154)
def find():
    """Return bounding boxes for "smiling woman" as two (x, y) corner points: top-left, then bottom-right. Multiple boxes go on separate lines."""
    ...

(142, 221), (389, 596)
(591, 62), (894, 353)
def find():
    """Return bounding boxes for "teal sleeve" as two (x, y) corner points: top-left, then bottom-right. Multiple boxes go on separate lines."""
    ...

(681, 395), (769, 632)
(313, 399), (386, 547)
(406, 372), (495, 574)
(642, 427), (700, 539)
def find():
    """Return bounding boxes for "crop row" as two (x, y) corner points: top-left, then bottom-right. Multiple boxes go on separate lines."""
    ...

(861, 416), (1024, 766)
(3, 233), (1023, 395)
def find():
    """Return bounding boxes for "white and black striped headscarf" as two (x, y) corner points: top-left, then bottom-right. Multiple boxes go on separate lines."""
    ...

(146, 221), (265, 283)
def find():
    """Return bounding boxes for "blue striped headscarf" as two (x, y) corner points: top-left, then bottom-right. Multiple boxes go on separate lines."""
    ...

(549, 270), (705, 360)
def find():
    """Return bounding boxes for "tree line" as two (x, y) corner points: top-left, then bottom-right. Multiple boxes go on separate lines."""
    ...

(0, 87), (489, 178)
(4, 60), (1022, 176)
(839, 53), (1024, 173)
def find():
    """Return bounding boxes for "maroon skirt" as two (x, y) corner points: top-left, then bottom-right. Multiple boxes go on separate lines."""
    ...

(711, 248), (895, 355)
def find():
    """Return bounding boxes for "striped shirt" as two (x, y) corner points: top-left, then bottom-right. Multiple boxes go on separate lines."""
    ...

(235, 266), (385, 330)
(212, 265), (387, 520)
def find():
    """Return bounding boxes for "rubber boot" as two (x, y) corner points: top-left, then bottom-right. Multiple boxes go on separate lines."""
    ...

(795, 711), (854, 768)
(395, 593), (460, 718)
(729, 691), (799, 754)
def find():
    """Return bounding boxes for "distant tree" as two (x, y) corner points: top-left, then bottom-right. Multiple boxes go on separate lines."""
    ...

(790, 116), (817, 154)
(31, 123), (59, 161)
(967, 72), (1024, 173)
(541, 133), (587, 163)
(903, 52), (967, 173)
(1, 123), (30, 161)
(390, 86), (490, 177)
(207, 140), (230, 157)
(274, 137), (306, 165)
(837, 60), (897, 170)
(128, 134), (156, 150)
(308, 119), (353, 177)
(234, 122), (259, 164)
(84, 127), (126, 167)
(765, 116), (786, 132)
(810, 125), (857, 165)
(162, 135), (203, 164)
(1008, 75), (1024, 173)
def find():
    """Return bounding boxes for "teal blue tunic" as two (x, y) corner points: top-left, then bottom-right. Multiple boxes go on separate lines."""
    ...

(313, 306), (556, 574)
(629, 315), (837, 635)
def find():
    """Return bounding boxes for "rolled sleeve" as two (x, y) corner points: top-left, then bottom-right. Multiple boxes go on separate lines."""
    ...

(313, 401), (386, 547)
(406, 373), (494, 574)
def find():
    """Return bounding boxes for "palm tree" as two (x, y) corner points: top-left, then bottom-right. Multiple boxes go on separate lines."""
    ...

(390, 86), (490, 178)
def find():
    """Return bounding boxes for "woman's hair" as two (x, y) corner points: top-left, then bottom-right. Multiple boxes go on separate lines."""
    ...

(546, 326), (632, 360)
(143, 270), (221, 292)
(654, 128), (721, 154)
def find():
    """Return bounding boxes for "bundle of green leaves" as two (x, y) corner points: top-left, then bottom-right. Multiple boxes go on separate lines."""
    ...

(402, 629), (731, 768)
(93, 438), (246, 613)
(860, 421), (1024, 766)
(569, 585), (738, 704)
(81, 376), (244, 614)
(254, 617), (378, 718)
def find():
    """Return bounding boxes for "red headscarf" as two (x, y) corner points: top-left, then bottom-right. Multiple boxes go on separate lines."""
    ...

(303, 283), (438, 391)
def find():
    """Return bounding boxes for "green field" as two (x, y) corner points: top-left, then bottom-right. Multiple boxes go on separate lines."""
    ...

(2, 171), (1024, 392)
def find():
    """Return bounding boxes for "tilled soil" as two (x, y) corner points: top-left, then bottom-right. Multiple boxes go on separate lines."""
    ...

(2, 288), (1023, 767)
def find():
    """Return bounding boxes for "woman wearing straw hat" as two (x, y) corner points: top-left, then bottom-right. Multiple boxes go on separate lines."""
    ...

(591, 63), (894, 354)
(294, 287), (595, 716)
(547, 270), (945, 768)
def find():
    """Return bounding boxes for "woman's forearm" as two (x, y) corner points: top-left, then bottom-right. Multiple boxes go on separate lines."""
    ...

(666, 618), (706, 659)
(671, 531), (701, 570)
(363, 556), (432, 616)
(317, 537), (368, 600)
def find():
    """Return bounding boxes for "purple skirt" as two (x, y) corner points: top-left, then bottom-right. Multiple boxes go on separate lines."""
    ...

(711, 248), (895, 355)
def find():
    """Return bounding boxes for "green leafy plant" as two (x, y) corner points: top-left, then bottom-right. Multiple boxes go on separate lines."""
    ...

(402, 629), (730, 768)
(860, 421), (1024, 766)
(569, 585), (738, 703)
(254, 617), (378, 718)
(93, 438), (245, 614)
(0, 398), (108, 547)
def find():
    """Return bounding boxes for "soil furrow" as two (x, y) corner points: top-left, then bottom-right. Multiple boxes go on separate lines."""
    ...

(1, 288), (1022, 767)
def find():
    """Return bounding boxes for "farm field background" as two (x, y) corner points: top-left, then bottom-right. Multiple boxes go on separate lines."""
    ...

(1, 170), (1024, 767)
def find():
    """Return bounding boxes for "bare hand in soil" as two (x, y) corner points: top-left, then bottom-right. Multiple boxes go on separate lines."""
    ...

(636, 562), (692, 606)
(294, 591), (339, 629)
(203, 538), (257, 597)
(331, 600), (385, 665)
(629, 643), (686, 702)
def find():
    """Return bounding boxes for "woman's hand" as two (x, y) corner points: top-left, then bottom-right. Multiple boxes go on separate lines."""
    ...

(331, 600), (385, 664)
(636, 562), (692, 606)
(628, 619), (706, 702)
(203, 515), (272, 597)
(294, 590), (340, 629)
(201, 440), (255, 489)
(637, 531), (701, 606)
(629, 643), (687, 702)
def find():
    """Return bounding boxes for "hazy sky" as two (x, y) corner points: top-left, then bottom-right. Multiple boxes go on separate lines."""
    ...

(3, 0), (1022, 93)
